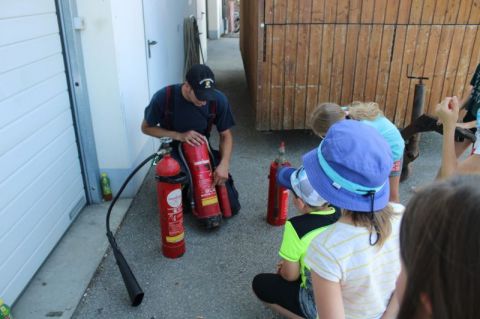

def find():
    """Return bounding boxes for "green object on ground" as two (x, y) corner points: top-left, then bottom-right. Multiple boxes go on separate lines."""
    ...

(100, 173), (113, 201)
(0, 299), (13, 319)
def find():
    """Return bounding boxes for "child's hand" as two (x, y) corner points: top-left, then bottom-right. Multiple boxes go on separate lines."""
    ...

(435, 97), (460, 129)
(276, 261), (284, 274)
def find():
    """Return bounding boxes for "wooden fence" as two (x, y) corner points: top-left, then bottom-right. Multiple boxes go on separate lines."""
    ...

(240, 0), (480, 130)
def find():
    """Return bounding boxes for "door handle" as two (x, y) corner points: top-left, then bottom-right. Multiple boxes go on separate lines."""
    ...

(147, 40), (158, 58)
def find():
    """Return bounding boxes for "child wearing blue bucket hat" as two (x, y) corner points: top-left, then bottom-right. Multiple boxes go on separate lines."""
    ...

(252, 166), (340, 318)
(300, 120), (404, 319)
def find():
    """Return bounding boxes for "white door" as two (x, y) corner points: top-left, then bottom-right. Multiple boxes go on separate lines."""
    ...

(0, 1), (86, 304)
(143, 0), (193, 97)
(143, 0), (208, 98)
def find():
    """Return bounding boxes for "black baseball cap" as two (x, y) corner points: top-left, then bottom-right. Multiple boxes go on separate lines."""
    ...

(186, 64), (216, 101)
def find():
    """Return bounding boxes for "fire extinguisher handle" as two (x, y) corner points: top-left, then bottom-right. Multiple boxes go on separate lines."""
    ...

(155, 172), (188, 184)
(159, 137), (173, 144)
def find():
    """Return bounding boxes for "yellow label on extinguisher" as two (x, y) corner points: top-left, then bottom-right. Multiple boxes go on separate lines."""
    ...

(166, 232), (184, 243)
(202, 195), (218, 207)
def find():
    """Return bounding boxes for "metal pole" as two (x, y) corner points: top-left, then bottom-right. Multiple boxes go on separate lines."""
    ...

(409, 82), (426, 151)
(401, 82), (425, 182)
(400, 64), (430, 182)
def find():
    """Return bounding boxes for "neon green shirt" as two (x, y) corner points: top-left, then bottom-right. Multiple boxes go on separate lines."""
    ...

(279, 207), (339, 287)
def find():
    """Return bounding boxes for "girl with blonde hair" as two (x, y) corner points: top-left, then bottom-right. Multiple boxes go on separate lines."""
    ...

(302, 120), (404, 318)
(309, 101), (405, 203)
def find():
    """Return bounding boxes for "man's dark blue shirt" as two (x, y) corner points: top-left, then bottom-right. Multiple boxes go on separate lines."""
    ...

(144, 84), (235, 135)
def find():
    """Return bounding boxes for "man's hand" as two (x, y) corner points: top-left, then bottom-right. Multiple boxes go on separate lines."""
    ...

(178, 130), (205, 146)
(456, 120), (477, 130)
(435, 96), (460, 129)
(213, 163), (229, 185)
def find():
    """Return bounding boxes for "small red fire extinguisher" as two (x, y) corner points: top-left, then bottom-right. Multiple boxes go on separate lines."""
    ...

(216, 184), (232, 219)
(155, 138), (188, 258)
(209, 145), (232, 219)
(182, 138), (223, 229)
(266, 141), (291, 226)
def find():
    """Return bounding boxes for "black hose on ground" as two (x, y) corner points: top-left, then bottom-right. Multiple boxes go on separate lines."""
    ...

(105, 153), (157, 307)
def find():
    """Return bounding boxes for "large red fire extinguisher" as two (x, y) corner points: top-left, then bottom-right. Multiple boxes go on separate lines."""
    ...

(267, 141), (291, 226)
(155, 139), (188, 258)
(182, 138), (223, 229)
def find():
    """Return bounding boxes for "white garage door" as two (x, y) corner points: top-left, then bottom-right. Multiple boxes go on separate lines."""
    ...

(0, 0), (86, 303)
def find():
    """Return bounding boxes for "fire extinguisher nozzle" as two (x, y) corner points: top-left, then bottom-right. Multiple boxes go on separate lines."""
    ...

(111, 244), (145, 306)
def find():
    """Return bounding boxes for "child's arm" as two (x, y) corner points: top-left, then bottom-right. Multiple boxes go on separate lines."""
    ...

(436, 97), (460, 179)
(277, 259), (300, 281)
(381, 290), (400, 319)
(277, 221), (303, 281)
(311, 270), (344, 319)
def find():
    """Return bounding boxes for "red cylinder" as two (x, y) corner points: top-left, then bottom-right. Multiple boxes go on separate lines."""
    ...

(182, 142), (222, 228)
(216, 184), (232, 218)
(156, 154), (185, 258)
(266, 161), (291, 226)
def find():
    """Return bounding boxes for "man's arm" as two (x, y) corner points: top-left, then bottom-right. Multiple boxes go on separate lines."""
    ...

(141, 120), (205, 146)
(141, 120), (180, 140)
(460, 85), (473, 110)
(456, 120), (477, 129)
(214, 129), (233, 185)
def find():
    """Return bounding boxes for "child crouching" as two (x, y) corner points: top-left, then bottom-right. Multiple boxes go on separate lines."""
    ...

(252, 167), (340, 319)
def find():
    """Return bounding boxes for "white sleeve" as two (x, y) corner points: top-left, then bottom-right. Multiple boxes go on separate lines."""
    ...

(305, 238), (342, 283)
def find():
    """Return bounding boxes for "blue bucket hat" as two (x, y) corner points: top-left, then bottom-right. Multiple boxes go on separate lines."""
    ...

(277, 166), (327, 207)
(302, 120), (393, 212)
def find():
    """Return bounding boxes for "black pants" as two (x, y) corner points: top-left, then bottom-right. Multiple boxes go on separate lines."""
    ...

(252, 273), (304, 317)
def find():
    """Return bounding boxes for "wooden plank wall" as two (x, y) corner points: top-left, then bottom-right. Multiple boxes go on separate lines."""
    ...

(239, 0), (259, 123)
(243, 0), (480, 130)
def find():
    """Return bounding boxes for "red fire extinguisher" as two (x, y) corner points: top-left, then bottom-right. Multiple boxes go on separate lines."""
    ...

(209, 145), (232, 219)
(182, 138), (223, 229)
(216, 184), (232, 219)
(267, 141), (291, 226)
(155, 138), (188, 258)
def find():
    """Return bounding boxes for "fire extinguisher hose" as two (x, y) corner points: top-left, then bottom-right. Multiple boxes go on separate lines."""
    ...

(105, 152), (157, 307)
(177, 142), (195, 210)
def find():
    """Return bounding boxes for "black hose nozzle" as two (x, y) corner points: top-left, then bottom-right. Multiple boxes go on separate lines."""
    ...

(105, 153), (156, 306)
(107, 231), (144, 306)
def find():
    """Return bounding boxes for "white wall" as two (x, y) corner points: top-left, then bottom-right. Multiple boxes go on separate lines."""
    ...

(76, 0), (197, 197)
(110, 1), (150, 166)
(207, 0), (223, 39)
(76, 0), (127, 168)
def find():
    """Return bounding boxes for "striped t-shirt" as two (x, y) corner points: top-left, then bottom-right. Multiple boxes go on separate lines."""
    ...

(305, 203), (404, 319)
